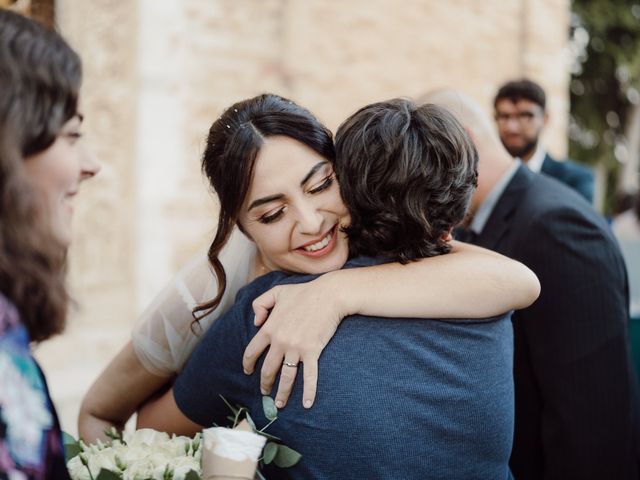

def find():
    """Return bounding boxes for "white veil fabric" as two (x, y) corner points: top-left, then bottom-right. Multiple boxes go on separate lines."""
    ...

(132, 229), (257, 376)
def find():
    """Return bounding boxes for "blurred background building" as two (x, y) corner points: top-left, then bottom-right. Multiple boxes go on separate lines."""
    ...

(5, 0), (576, 435)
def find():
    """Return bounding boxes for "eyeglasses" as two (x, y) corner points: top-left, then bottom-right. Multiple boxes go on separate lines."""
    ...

(494, 111), (539, 125)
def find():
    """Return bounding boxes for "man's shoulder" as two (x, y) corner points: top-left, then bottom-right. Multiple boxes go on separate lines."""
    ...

(234, 270), (291, 304)
(516, 169), (595, 216)
(543, 154), (593, 180)
(494, 167), (605, 245)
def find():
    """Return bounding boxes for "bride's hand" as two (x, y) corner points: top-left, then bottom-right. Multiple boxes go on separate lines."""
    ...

(242, 274), (345, 410)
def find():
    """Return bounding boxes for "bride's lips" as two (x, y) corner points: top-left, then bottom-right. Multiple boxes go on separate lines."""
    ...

(295, 224), (339, 258)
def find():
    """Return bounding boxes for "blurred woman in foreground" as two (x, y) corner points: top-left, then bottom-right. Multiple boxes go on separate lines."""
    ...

(0, 9), (99, 479)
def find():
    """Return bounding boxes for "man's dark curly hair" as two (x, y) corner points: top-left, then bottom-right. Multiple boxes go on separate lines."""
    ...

(334, 99), (478, 263)
(494, 79), (546, 110)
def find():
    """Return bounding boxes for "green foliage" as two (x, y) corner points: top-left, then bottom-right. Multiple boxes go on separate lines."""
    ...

(570, 0), (640, 211)
(62, 431), (82, 463)
(184, 471), (200, 480)
(95, 470), (121, 480)
(261, 396), (278, 421)
(262, 442), (279, 465)
(219, 395), (302, 474)
(273, 445), (303, 468)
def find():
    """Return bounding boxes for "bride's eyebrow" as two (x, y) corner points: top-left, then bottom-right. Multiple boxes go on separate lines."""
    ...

(300, 161), (329, 187)
(248, 193), (284, 212)
(247, 161), (330, 212)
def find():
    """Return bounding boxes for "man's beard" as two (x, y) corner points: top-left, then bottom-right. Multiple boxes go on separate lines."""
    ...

(504, 138), (538, 160)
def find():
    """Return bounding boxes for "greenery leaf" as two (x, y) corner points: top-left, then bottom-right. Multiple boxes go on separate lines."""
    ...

(245, 412), (256, 430)
(220, 395), (239, 415)
(62, 431), (77, 446)
(62, 431), (82, 462)
(262, 442), (279, 465)
(184, 470), (200, 480)
(95, 469), (122, 480)
(262, 396), (278, 421)
(257, 430), (282, 442)
(273, 445), (302, 468)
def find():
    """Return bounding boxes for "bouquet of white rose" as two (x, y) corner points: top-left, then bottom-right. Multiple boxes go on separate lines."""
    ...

(65, 429), (201, 480)
(64, 396), (301, 480)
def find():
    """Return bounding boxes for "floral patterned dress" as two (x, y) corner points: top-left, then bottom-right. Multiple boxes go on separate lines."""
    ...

(0, 294), (70, 480)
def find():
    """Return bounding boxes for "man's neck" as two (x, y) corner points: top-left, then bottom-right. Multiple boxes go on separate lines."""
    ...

(474, 152), (514, 207)
(523, 144), (546, 173)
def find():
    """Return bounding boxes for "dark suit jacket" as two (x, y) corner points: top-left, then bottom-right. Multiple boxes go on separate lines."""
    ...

(541, 153), (594, 203)
(473, 165), (640, 480)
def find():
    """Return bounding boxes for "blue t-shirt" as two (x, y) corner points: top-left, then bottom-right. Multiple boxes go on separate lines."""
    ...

(174, 257), (514, 479)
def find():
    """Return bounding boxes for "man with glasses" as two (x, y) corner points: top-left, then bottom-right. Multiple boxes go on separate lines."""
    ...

(494, 79), (594, 203)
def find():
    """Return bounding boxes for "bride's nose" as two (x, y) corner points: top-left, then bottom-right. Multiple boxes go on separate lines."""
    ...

(296, 202), (324, 235)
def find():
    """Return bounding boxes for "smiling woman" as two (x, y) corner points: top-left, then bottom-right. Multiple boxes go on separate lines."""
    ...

(0, 9), (98, 479)
(239, 136), (350, 275)
(79, 93), (541, 444)
(23, 114), (99, 247)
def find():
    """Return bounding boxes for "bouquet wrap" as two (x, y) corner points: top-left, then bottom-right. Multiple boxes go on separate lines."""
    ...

(201, 420), (266, 479)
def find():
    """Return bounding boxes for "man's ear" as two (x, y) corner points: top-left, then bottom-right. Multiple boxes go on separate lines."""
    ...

(464, 126), (478, 145)
(543, 110), (550, 126)
(441, 226), (454, 242)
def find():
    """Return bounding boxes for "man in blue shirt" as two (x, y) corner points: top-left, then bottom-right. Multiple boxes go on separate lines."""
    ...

(146, 100), (516, 479)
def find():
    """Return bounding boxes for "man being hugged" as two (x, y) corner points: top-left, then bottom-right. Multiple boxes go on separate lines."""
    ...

(139, 100), (517, 479)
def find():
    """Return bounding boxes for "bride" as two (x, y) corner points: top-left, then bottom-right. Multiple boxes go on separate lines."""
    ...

(78, 93), (539, 441)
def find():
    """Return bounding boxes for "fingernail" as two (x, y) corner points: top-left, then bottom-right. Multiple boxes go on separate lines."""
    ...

(304, 400), (312, 409)
(243, 368), (251, 375)
(261, 388), (267, 395)
(275, 400), (284, 409)
(253, 315), (257, 325)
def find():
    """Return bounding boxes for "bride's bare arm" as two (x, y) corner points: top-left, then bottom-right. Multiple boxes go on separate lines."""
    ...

(78, 341), (170, 442)
(243, 241), (539, 409)
(78, 231), (256, 441)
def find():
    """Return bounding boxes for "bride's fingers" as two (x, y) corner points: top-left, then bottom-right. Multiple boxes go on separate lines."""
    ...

(252, 288), (278, 327)
(274, 359), (300, 409)
(301, 357), (318, 409)
(242, 332), (270, 375)
(260, 346), (285, 395)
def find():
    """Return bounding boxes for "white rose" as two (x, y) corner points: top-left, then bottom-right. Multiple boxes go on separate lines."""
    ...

(122, 459), (159, 480)
(113, 443), (151, 465)
(66, 456), (91, 480)
(171, 455), (201, 480)
(124, 428), (170, 447)
(87, 448), (119, 477)
(164, 435), (192, 457)
(147, 451), (173, 469)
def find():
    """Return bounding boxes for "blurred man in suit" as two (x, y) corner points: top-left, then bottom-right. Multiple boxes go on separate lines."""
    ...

(422, 89), (640, 480)
(493, 79), (594, 203)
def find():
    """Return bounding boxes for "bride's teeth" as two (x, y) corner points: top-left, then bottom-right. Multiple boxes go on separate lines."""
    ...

(303, 232), (331, 252)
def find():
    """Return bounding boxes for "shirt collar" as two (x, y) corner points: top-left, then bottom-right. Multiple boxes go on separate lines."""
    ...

(522, 144), (546, 173)
(470, 160), (520, 235)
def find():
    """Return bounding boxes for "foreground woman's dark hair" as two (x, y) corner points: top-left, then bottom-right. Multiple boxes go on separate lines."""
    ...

(0, 9), (82, 341)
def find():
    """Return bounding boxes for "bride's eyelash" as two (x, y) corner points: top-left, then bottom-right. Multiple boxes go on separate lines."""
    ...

(259, 208), (285, 224)
(308, 174), (334, 194)
(257, 174), (333, 225)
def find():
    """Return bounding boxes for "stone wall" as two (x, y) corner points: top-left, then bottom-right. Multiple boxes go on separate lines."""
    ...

(33, 0), (571, 435)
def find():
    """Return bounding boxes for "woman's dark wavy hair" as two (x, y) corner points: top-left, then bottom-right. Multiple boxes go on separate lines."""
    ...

(0, 10), (81, 341)
(193, 93), (335, 322)
(334, 99), (478, 263)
